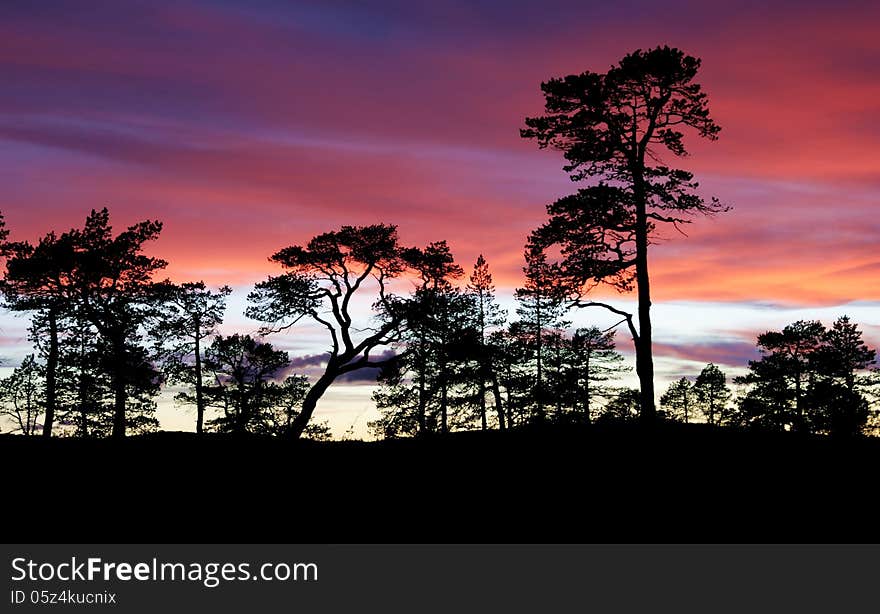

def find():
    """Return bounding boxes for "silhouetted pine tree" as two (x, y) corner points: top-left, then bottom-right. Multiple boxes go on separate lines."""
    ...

(247, 225), (410, 439)
(660, 377), (696, 423)
(1, 228), (77, 436)
(50, 309), (106, 436)
(201, 334), (290, 435)
(153, 282), (231, 434)
(600, 388), (641, 423)
(464, 255), (507, 430)
(523, 46), (727, 422)
(817, 316), (876, 394)
(65, 209), (167, 438)
(0, 354), (44, 435)
(735, 318), (876, 436)
(693, 363), (731, 425)
(371, 242), (474, 437)
(512, 246), (568, 423)
(490, 329), (532, 429)
(568, 327), (628, 424)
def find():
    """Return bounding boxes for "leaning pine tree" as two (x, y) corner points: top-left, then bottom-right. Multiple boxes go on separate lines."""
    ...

(522, 46), (728, 422)
(247, 225), (411, 439)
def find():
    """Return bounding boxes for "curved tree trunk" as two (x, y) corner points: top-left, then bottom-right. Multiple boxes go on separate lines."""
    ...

(288, 371), (336, 439)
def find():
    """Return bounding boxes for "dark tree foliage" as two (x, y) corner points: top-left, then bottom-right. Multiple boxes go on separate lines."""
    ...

(0, 213), (8, 270)
(1, 227), (77, 436)
(466, 255), (507, 431)
(23, 307), (159, 437)
(369, 246), (632, 437)
(403, 241), (470, 434)
(805, 379), (868, 438)
(523, 46), (726, 422)
(491, 329), (533, 429)
(660, 377), (696, 424)
(746, 320), (825, 432)
(693, 363), (732, 425)
(513, 246), (569, 423)
(201, 334), (291, 435)
(247, 224), (410, 439)
(599, 388), (642, 423)
(62, 209), (167, 438)
(370, 241), (476, 437)
(568, 327), (628, 424)
(50, 310), (106, 436)
(735, 318), (876, 436)
(480, 324), (628, 430)
(258, 375), (328, 439)
(2, 209), (167, 438)
(0, 354), (44, 435)
(818, 316), (876, 393)
(153, 282), (231, 434)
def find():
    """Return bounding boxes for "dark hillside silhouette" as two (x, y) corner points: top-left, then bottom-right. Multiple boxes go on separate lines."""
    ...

(5, 423), (880, 542)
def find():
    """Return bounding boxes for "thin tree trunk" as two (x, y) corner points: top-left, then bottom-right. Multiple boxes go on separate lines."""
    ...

(634, 179), (656, 423)
(491, 372), (505, 431)
(417, 346), (427, 436)
(194, 333), (204, 435)
(535, 299), (544, 422)
(479, 376), (487, 431)
(238, 388), (251, 435)
(684, 392), (689, 424)
(478, 297), (487, 430)
(111, 336), (127, 439)
(440, 369), (448, 434)
(79, 375), (88, 436)
(584, 353), (591, 425)
(505, 364), (514, 428)
(74, 320), (89, 437)
(794, 365), (802, 431)
(42, 309), (58, 438)
(78, 326), (87, 436)
(555, 340), (562, 420)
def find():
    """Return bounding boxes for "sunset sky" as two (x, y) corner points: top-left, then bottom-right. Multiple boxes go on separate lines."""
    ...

(1, 0), (878, 435)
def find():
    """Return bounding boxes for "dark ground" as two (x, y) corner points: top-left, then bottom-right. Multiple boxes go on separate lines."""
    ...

(3, 423), (877, 543)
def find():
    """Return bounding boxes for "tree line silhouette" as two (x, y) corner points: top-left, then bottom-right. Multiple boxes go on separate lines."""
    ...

(0, 46), (877, 440)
